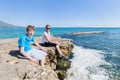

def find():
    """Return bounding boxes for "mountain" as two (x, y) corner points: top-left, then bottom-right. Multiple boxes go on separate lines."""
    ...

(0, 20), (20, 28)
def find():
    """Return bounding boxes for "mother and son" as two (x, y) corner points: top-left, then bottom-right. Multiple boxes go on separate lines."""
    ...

(18, 24), (67, 67)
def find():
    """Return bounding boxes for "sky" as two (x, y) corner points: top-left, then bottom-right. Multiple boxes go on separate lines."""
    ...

(0, 0), (120, 27)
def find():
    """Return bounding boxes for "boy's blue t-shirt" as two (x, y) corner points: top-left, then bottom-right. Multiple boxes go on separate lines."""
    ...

(18, 34), (34, 52)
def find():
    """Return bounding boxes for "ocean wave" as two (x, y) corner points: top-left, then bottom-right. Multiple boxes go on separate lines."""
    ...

(65, 45), (110, 80)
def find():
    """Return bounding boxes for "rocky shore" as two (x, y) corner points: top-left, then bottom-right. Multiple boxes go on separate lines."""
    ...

(0, 37), (74, 80)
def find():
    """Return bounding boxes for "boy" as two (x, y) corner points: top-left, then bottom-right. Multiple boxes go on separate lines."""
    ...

(18, 25), (47, 67)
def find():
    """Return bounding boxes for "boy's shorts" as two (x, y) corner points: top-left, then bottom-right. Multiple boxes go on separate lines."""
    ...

(27, 48), (47, 61)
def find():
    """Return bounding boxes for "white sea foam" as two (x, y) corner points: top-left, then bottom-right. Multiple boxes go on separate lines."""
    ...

(65, 45), (110, 80)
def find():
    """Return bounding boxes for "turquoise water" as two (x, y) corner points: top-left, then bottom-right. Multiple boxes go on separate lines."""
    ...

(0, 27), (120, 80)
(0, 27), (106, 39)
(59, 28), (120, 80)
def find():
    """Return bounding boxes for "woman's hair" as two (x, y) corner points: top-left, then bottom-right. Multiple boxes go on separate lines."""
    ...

(45, 24), (50, 29)
(26, 25), (35, 31)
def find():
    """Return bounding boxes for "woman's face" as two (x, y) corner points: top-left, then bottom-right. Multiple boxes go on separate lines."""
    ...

(46, 26), (51, 31)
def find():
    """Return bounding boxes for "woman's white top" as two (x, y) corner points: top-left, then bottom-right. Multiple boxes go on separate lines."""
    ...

(42, 31), (50, 43)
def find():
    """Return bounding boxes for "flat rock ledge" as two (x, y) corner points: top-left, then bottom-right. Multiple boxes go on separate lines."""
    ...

(0, 36), (74, 80)
(71, 31), (105, 35)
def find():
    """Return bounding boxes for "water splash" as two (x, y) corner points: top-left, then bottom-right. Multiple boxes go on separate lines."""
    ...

(65, 45), (110, 80)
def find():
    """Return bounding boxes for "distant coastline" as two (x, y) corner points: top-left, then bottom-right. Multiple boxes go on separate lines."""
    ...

(0, 20), (20, 28)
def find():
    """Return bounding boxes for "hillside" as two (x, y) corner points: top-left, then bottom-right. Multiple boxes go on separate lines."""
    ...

(0, 20), (19, 28)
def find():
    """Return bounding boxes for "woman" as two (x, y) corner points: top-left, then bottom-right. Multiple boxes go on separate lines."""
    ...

(41, 24), (67, 59)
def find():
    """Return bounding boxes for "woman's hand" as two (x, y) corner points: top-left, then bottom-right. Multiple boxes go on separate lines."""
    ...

(53, 41), (59, 44)
(40, 47), (47, 52)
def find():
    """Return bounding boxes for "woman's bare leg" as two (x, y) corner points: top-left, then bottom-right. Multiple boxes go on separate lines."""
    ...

(56, 44), (63, 56)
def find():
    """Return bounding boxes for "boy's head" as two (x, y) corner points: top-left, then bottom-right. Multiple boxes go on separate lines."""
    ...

(26, 25), (35, 36)
(26, 25), (35, 31)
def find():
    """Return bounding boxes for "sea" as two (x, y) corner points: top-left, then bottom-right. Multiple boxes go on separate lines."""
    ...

(0, 27), (120, 80)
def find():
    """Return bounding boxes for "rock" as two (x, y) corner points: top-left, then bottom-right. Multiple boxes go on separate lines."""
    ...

(56, 70), (67, 80)
(0, 37), (74, 80)
(55, 57), (71, 80)
(71, 31), (105, 35)
(56, 58), (71, 70)
(37, 37), (73, 70)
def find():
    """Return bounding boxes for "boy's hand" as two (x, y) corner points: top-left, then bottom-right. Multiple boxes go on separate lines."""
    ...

(29, 57), (38, 63)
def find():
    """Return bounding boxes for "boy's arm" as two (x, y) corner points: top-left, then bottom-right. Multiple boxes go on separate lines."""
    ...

(34, 40), (46, 52)
(20, 47), (38, 63)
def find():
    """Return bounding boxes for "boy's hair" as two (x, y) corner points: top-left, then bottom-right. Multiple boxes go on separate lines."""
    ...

(45, 24), (50, 28)
(26, 25), (35, 31)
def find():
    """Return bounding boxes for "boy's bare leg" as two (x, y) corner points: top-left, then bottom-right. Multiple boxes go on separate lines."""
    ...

(40, 59), (45, 67)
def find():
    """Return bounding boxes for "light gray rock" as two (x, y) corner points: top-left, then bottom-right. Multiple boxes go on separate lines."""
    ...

(71, 31), (105, 35)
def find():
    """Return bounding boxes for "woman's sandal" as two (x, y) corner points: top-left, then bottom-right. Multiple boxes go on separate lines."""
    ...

(59, 54), (68, 60)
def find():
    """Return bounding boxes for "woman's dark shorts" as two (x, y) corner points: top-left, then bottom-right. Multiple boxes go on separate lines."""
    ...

(42, 42), (57, 47)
